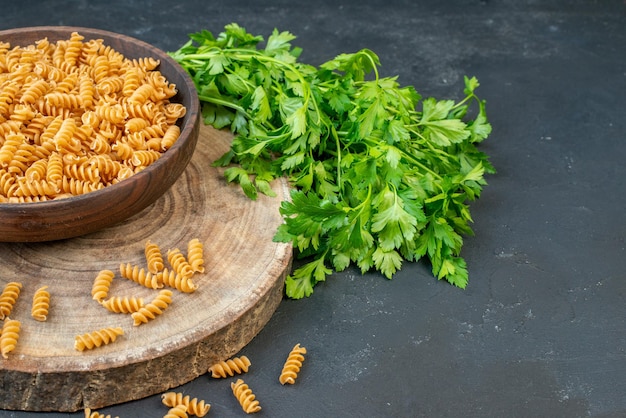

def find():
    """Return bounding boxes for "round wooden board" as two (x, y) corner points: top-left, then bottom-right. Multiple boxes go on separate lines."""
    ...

(0, 125), (293, 412)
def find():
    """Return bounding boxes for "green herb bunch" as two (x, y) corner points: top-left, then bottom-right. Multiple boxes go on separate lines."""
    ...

(169, 23), (494, 298)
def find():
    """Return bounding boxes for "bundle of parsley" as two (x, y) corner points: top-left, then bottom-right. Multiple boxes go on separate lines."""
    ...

(169, 23), (494, 298)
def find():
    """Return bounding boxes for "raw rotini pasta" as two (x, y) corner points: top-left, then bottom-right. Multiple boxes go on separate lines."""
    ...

(74, 326), (124, 351)
(100, 296), (144, 314)
(231, 378), (261, 414)
(279, 343), (307, 385)
(59, 176), (103, 195)
(120, 262), (162, 289)
(157, 268), (197, 294)
(167, 248), (194, 279)
(130, 149), (161, 167)
(0, 281), (23, 319)
(0, 318), (21, 358)
(0, 32), (186, 202)
(187, 238), (205, 274)
(31, 285), (50, 321)
(46, 152), (64, 183)
(11, 177), (60, 198)
(126, 56), (160, 71)
(0, 133), (23, 168)
(160, 125), (180, 151)
(163, 404), (188, 418)
(145, 239), (165, 274)
(84, 407), (119, 418)
(24, 158), (47, 180)
(161, 392), (210, 417)
(131, 289), (173, 326)
(208, 355), (251, 378)
(91, 270), (115, 302)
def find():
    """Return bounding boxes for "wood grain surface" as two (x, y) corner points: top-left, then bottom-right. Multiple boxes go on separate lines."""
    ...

(0, 124), (292, 412)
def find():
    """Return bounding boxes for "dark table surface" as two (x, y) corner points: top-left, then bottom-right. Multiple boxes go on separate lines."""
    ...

(1, 1), (625, 417)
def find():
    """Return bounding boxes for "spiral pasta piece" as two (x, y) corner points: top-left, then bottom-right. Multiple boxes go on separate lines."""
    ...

(128, 83), (154, 105)
(100, 296), (144, 314)
(91, 269), (115, 302)
(9, 103), (36, 124)
(20, 79), (50, 104)
(208, 355), (251, 378)
(0, 281), (23, 320)
(144, 239), (165, 274)
(279, 343), (307, 385)
(231, 379), (261, 414)
(0, 120), (22, 138)
(157, 268), (197, 294)
(164, 404), (188, 418)
(25, 158), (48, 181)
(160, 124), (180, 151)
(84, 407), (119, 418)
(79, 74), (96, 110)
(131, 289), (173, 326)
(111, 141), (134, 160)
(45, 151), (64, 183)
(63, 31), (84, 67)
(130, 149), (161, 167)
(74, 326), (124, 351)
(7, 144), (37, 176)
(53, 117), (82, 153)
(95, 103), (125, 125)
(58, 176), (103, 196)
(11, 177), (60, 197)
(89, 154), (122, 181)
(31, 285), (50, 321)
(64, 161), (101, 183)
(167, 248), (194, 279)
(124, 116), (150, 134)
(126, 56), (160, 71)
(187, 238), (205, 274)
(54, 73), (79, 94)
(161, 392), (210, 417)
(120, 262), (162, 289)
(0, 170), (15, 196)
(0, 318), (21, 358)
(122, 67), (141, 97)
(0, 133), (24, 168)
(44, 92), (83, 109)
(0, 82), (19, 118)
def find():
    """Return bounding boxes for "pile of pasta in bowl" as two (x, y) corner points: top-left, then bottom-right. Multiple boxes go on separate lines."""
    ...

(0, 26), (200, 242)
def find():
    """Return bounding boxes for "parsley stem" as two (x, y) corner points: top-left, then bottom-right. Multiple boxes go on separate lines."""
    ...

(196, 94), (251, 118)
(331, 125), (343, 197)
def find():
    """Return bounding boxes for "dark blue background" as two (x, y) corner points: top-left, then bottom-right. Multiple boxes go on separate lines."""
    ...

(1, 1), (625, 417)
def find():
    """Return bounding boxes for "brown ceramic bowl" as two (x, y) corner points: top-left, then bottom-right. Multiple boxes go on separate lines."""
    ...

(0, 26), (200, 242)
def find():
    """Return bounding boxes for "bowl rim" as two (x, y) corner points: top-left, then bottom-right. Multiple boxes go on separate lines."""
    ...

(0, 25), (200, 212)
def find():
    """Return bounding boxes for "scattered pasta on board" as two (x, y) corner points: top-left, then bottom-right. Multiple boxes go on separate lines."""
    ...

(91, 270), (115, 302)
(74, 326), (124, 352)
(131, 289), (173, 326)
(31, 285), (50, 321)
(145, 239), (165, 274)
(100, 296), (144, 314)
(0, 318), (21, 358)
(0, 281), (22, 319)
